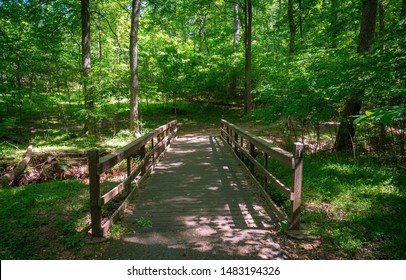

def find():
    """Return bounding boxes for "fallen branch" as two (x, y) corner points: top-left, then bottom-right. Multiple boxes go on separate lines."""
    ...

(0, 144), (33, 188)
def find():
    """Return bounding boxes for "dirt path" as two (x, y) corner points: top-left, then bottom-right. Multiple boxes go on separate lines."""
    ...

(101, 132), (286, 260)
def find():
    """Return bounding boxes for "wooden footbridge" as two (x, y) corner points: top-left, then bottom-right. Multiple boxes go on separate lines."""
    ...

(87, 120), (303, 259)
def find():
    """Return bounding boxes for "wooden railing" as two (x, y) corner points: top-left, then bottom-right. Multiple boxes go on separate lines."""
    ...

(220, 119), (303, 230)
(88, 120), (177, 237)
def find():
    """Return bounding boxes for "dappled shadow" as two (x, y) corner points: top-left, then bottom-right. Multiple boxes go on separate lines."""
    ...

(101, 133), (286, 260)
(321, 191), (406, 259)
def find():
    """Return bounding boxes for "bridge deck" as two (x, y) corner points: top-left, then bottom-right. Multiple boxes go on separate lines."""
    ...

(102, 133), (286, 259)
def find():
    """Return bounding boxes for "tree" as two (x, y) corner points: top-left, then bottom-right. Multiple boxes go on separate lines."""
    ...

(81, 0), (95, 133)
(228, 3), (239, 99)
(357, 0), (379, 53)
(334, 0), (378, 151)
(244, 0), (252, 114)
(130, 0), (141, 136)
(288, 0), (295, 53)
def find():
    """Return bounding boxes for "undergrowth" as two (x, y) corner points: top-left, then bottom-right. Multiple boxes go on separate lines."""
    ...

(0, 180), (90, 259)
(265, 151), (406, 259)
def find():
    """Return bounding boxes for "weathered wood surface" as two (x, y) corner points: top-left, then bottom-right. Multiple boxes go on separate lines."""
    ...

(102, 134), (286, 260)
(221, 119), (304, 230)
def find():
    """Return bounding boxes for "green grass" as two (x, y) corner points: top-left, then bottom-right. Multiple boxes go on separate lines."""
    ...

(0, 180), (90, 259)
(265, 151), (406, 259)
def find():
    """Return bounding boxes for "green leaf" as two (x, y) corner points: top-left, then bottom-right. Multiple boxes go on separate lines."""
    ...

(353, 115), (367, 125)
(380, 113), (395, 125)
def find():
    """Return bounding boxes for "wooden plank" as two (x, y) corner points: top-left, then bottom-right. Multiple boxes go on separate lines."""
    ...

(101, 172), (145, 236)
(229, 137), (291, 198)
(89, 120), (177, 237)
(220, 135), (287, 221)
(98, 132), (152, 174)
(99, 130), (178, 207)
(221, 119), (292, 167)
(100, 140), (175, 236)
(98, 120), (177, 174)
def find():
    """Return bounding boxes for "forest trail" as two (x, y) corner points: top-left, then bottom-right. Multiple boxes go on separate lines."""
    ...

(101, 132), (286, 260)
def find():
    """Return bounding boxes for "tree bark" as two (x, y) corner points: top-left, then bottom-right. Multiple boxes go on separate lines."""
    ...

(97, 13), (102, 59)
(298, 0), (303, 40)
(330, 0), (339, 48)
(228, 3), (239, 99)
(334, 95), (363, 151)
(357, 0), (378, 53)
(334, 0), (378, 151)
(130, 0), (141, 136)
(81, 0), (94, 133)
(288, 0), (296, 53)
(378, 0), (385, 49)
(0, 145), (32, 188)
(244, 0), (252, 114)
(233, 3), (240, 51)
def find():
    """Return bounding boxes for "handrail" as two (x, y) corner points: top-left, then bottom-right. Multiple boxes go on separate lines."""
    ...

(88, 120), (177, 237)
(220, 119), (303, 230)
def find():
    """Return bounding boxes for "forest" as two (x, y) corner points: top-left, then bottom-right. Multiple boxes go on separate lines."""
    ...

(0, 0), (405, 260)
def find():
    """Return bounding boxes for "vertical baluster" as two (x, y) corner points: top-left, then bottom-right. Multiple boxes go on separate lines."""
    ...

(290, 142), (304, 230)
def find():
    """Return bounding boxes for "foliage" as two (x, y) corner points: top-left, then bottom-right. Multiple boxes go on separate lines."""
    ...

(266, 149), (406, 259)
(302, 152), (406, 259)
(133, 216), (153, 228)
(354, 106), (406, 125)
(0, 180), (90, 259)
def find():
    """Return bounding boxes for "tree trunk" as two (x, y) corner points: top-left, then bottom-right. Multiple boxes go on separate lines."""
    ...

(334, 0), (378, 151)
(298, 0), (303, 41)
(228, 3), (239, 99)
(97, 13), (102, 59)
(330, 0), (338, 48)
(233, 3), (240, 51)
(334, 96), (363, 151)
(130, 0), (141, 136)
(81, 0), (94, 133)
(378, 0), (385, 49)
(357, 0), (378, 53)
(288, 0), (296, 53)
(244, 0), (252, 114)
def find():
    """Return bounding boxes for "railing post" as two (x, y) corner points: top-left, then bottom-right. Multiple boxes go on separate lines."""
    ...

(157, 133), (162, 156)
(140, 144), (146, 176)
(249, 142), (256, 172)
(220, 121), (223, 138)
(151, 138), (155, 164)
(168, 124), (173, 144)
(263, 152), (268, 188)
(164, 128), (168, 148)
(290, 142), (304, 230)
(234, 130), (239, 155)
(127, 157), (131, 178)
(226, 126), (230, 145)
(88, 148), (102, 237)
